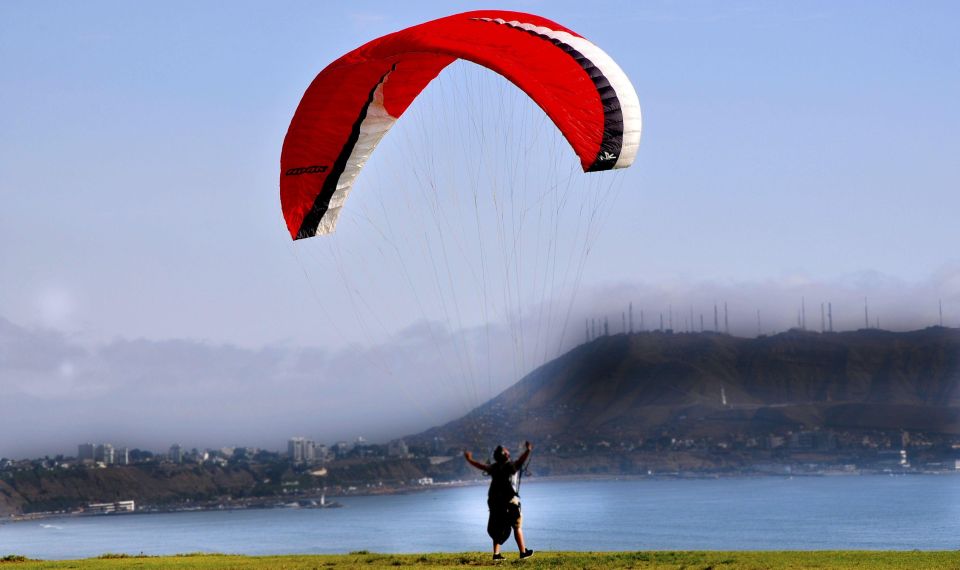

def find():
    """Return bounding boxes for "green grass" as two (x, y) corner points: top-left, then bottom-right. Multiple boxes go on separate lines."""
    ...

(1, 551), (959, 569)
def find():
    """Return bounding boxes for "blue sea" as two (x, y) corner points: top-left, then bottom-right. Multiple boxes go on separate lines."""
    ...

(2, 475), (958, 559)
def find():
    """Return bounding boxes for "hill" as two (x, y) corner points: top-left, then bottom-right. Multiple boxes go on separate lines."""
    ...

(411, 327), (960, 450)
(0, 463), (263, 516)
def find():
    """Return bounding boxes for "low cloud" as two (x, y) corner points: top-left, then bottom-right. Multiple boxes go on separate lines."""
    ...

(573, 266), (960, 337)
(2, 266), (959, 459)
(36, 286), (77, 330)
(0, 316), (516, 459)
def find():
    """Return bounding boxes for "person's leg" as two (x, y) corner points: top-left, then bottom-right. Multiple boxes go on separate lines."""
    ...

(513, 525), (526, 553)
(514, 518), (533, 558)
(493, 541), (501, 555)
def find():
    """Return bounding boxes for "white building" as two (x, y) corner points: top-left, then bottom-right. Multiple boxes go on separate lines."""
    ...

(86, 500), (135, 514)
(288, 437), (318, 465)
(95, 444), (115, 465)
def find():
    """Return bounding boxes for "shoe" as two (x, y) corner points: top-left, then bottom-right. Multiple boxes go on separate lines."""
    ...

(519, 549), (534, 559)
(493, 553), (504, 561)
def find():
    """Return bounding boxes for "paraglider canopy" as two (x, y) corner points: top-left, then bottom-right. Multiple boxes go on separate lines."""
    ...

(280, 10), (642, 240)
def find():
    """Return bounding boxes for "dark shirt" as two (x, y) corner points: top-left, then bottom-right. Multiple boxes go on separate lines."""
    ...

(486, 461), (518, 505)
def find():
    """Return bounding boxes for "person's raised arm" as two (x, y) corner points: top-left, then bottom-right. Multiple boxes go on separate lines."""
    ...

(512, 441), (532, 470)
(463, 450), (489, 472)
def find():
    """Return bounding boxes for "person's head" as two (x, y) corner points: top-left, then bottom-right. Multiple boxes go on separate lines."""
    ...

(493, 445), (510, 463)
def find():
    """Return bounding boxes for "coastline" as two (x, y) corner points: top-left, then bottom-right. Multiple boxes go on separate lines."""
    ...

(5, 468), (957, 525)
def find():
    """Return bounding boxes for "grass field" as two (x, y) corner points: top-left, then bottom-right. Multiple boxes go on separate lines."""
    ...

(3, 551), (959, 569)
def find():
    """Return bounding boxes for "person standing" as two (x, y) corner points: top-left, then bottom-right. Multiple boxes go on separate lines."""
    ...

(464, 441), (534, 560)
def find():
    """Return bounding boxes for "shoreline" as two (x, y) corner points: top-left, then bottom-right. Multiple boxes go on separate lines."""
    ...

(5, 469), (957, 524)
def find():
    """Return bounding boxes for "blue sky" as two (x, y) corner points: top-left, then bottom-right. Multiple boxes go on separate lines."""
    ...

(2, 1), (958, 344)
(1, 1), (958, 455)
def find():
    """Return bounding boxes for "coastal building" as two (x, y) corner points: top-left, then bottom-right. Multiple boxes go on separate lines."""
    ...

(765, 435), (783, 449)
(78, 443), (95, 462)
(95, 443), (115, 465)
(86, 500), (135, 514)
(788, 431), (836, 451)
(875, 449), (908, 469)
(353, 436), (371, 457)
(288, 437), (318, 465)
(334, 441), (351, 457)
(387, 439), (410, 458)
(170, 444), (183, 463)
(315, 444), (329, 461)
(79, 443), (134, 465)
(288, 437), (304, 463)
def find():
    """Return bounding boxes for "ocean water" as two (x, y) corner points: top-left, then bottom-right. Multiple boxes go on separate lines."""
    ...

(1, 475), (958, 559)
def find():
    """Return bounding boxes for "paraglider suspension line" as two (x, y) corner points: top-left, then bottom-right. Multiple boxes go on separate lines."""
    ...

(517, 453), (531, 496)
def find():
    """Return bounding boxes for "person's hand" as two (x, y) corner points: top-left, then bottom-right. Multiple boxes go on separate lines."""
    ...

(464, 450), (473, 460)
(524, 441), (533, 451)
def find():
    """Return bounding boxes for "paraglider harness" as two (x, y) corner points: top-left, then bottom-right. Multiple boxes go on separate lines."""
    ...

(485, 447), (531, 496)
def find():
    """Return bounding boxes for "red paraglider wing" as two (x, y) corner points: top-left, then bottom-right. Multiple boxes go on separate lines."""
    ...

(281, 10), (641, 240)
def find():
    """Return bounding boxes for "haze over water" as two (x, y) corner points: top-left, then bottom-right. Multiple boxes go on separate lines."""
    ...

(3, 476), (958, 559)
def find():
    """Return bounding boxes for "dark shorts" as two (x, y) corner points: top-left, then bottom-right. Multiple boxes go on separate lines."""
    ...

(487, 498), (522, 545)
